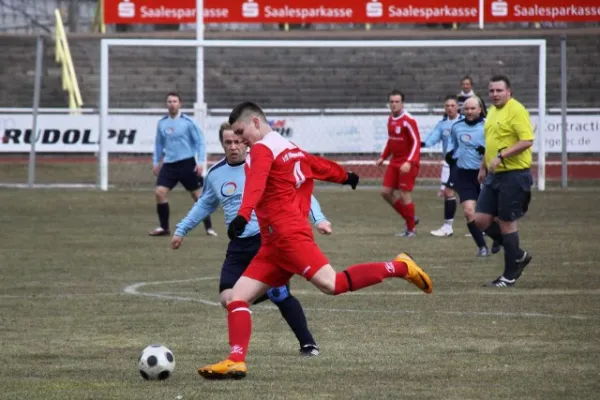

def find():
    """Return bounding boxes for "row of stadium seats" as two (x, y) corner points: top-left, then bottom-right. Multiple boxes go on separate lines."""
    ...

(0, 29), (598, 110)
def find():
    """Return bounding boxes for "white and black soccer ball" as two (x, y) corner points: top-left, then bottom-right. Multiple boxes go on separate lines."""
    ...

(138, 344), (175, 381)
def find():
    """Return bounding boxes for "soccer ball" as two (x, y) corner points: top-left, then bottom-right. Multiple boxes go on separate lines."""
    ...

(138, 344), (175, 380)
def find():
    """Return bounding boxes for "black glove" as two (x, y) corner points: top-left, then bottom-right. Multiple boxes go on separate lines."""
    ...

(343, 172), (359, 190)
(420, 142), (426, 148)
(476, 146), (485, 155)
(445, 150), (457, 166)
(227, 215), (248, 240)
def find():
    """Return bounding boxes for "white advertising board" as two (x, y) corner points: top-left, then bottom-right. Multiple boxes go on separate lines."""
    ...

(1, 113), (598, 153)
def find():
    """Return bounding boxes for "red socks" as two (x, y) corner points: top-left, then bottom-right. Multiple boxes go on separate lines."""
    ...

(334, 261), (408, 295)
(392, 199), (404, 216)
(227, 300), (252, 362)
(226, 261), (411, 358)
(393, 200), (416, 231)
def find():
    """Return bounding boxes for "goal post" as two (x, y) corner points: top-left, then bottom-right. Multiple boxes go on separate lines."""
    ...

(98, 38), (547, 191)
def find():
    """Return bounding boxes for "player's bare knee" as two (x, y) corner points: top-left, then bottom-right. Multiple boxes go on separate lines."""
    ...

(155, 187), (168, 202)
(220, 290), (232, 308)
(310, 265), (337, 295)
(474, 213), (492, 231)
(229, 276), (269, 305)
(498, 219), (518, 234)
(462, 202), (476, 221)
(464, 209), (475, 222)
(380, 189), (393, 203)
(316, 281), (335, 295)
(310, 277), (335, 295)
(444, 188), (456, 199)
(398, 191), (412, 204)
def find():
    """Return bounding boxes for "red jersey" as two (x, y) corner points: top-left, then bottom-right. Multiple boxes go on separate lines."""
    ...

(238, 131), (348, 240)
(380, 112), (421, 166)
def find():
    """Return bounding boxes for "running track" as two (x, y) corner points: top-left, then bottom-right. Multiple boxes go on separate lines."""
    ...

(1, 155), (599, 180)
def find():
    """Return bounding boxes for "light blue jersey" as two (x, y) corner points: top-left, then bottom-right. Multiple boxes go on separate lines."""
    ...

(175, 158), (328, 238)
(422, 114), (464, 154)
(447, 118), (486, 170)
(153, 112), (205, 166)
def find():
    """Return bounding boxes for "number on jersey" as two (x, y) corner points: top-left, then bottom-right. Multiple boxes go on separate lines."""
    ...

(293, 161), (306, 188)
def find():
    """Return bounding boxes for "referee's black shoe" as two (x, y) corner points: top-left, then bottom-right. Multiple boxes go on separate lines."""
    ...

(514, 251), (532, 279)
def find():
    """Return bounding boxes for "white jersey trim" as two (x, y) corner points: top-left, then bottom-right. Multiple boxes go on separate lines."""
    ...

(257, 131), (297, 160)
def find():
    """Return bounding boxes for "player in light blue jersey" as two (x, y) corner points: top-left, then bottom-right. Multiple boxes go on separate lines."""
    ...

(172, 122), (331, 357)
(457, 75), (487, 115)
(149, 92), (216, 237)
(446, 97), (491, 257)
(421, 95), (463, 237)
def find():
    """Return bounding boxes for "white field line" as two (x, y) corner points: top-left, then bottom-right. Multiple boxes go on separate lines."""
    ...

(123, 278), (598, 321)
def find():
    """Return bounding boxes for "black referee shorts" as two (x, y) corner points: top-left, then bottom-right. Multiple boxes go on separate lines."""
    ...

(476, 169), (533, 221)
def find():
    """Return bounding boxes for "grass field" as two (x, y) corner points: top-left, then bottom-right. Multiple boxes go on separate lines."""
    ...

(1, 187), (600, 400)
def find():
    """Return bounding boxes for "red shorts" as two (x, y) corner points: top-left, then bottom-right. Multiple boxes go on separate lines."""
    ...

(242, 236), (330, 287)
(383, 163), (419, 192)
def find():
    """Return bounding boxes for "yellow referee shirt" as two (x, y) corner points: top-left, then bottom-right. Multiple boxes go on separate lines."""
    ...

(484, 98), (534, 172)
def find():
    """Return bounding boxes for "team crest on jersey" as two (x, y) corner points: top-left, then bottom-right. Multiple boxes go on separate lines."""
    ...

(220, 182), (237, 197)
(395, 126), (401, 134)
(166, 127), (174, 134)
(443, 129), (451, 137)
(460, 134), (472, 143)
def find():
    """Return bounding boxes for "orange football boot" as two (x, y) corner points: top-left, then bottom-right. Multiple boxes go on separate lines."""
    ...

(394, 252), (433, 294)
(198, 359), (247, 380)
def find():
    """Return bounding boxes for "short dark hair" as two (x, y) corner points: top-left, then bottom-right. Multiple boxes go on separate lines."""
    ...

(228, 101), (267, 126)
(489, 75), (511, 89)
(444, 94), (458, 102)
(165, 92), (182, 102)
(461, 75), (473, 84)
(218, 122), (232, 143)
(388, 89), (405, 102)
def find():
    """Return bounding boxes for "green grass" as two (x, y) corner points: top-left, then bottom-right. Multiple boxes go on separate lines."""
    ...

(1, 187), (599, 400)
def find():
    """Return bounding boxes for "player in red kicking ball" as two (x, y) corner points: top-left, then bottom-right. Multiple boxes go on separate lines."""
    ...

(197, 101), (433, 380)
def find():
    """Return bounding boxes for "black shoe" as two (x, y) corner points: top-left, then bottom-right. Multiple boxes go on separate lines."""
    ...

(483, 276), (515, 288)
(491, 240), (502, 254)
(299, 344), (320, 357)
(514, 251), (532, 279)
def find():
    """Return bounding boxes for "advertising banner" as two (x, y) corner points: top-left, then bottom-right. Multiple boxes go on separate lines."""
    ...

(1, 113), (599, 154)
(486, 0), (600, 23)
(103, 0), (480, 24)
(103, 0), (599, 24)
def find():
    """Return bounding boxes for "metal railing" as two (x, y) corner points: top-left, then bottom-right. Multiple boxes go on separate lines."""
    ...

(54, 9), (83, 114)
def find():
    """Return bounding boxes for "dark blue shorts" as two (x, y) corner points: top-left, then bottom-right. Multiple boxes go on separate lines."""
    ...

(219, 235), (262, 293)
(456, 168), (481, 203)
(476, 169), (533, 222)
(445, 164), (459, 188)
(156, 157), (201, 192)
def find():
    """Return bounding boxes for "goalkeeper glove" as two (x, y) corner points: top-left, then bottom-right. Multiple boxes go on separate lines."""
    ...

(343, 172), (359, 190)
(227, 215), (248, 240)
(445, 151), (457, 166)
(476, 145), (485, 155)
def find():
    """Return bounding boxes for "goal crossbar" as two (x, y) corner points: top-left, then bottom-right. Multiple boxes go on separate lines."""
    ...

(99, 38), (547, 191)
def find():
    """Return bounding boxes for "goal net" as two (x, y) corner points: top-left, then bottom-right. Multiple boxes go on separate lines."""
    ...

(98, 38), (547, 191)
